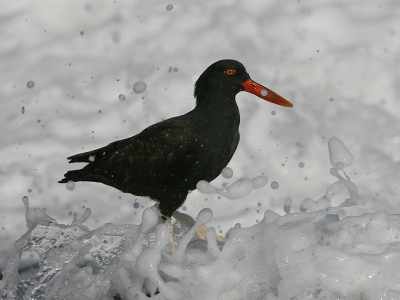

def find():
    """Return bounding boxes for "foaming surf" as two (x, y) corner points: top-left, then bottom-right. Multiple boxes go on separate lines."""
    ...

(1, 137), (400, 299)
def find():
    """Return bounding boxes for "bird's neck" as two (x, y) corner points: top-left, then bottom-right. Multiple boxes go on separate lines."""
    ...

(194, 88), (239, 114)
(190, 91), (240, 129)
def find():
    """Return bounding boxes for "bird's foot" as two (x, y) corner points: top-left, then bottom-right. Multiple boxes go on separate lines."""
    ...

(172, 211), (227, 243)
(195, 224), (227, 243)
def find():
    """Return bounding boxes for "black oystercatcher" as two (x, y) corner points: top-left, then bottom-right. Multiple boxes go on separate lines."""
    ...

(59, 60), (293, 218)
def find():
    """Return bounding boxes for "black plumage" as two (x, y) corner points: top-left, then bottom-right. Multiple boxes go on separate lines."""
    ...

(59, 60), (292, 218)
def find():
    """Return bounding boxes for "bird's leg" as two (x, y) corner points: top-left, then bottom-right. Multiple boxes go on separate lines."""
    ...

(172, 211), (227, 243)
(164, 218), (176, 254)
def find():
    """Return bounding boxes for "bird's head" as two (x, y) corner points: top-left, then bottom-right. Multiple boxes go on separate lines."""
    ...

(194, 59), (293, 108)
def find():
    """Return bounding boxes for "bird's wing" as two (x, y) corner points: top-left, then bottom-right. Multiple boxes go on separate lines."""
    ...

(116, 117), (199, 174)
(65, 117), (199, 183)
(67, 137), (134, 163)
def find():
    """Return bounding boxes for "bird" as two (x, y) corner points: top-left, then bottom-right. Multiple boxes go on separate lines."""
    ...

(59, 59), (293, 219)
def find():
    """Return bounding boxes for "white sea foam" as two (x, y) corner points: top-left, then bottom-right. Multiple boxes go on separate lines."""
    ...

(1, 138), (399, 299)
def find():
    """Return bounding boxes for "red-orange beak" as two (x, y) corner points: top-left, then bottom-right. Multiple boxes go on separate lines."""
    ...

(241, 78), (293, 107)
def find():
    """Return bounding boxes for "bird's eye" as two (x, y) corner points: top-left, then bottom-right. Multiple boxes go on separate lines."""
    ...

(224, 68), (237, 76)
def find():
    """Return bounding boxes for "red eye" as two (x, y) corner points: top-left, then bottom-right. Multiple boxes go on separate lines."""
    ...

(224, 68), (237, 76)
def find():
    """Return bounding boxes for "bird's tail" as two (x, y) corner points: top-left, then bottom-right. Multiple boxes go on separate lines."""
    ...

(59, 170), (84, 183)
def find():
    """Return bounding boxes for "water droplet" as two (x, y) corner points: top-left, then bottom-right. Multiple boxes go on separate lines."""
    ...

(22, 196), (29, 207)
(28, 189), (32, 193)
(173, 67), (178, 72)
(66, 180), (75, 191)
(133, 81), (147, 93)
(27, 81), (35, 88)
(133, 202), (139, 209)
(283, 197), (292, 214)
(271, 110), (276, 116)
(119, 94), (126, 101)
(196, 208), (213, 224)
(298, 162), (305, 168)
(328, 137), (353, 169)
(80, 31), (84, 35)
(222, 167), (233, 179)
(325, 214), (339, 223)
(166, 4), (173, 11)
(260, 89), (268, 96)
(271, 181), (279, 189)
(335, 162), (345, 170)
(257, 202), (261, 207)
(197, 180), (217, 194)
(21, 106), (25, 114)
(329, 97), (334, 102)
(252, 175), (268, 188)
(37, 119), (41, 123)
(68, 211), (72, 216)
(218, 178), (254, 199)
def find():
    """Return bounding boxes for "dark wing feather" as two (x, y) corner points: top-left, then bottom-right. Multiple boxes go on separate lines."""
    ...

(67, 137), (133, 163)
(59, 117), (199, 194)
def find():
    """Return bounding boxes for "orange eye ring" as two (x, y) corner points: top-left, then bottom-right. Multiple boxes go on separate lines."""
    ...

(224, 68), (237, 76)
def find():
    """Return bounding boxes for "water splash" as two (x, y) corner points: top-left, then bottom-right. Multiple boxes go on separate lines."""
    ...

(328, 137), (353, 169)
(301, 137), (365, 211)
(1, 137), (398, 299)
(197, 174), (268, 199)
